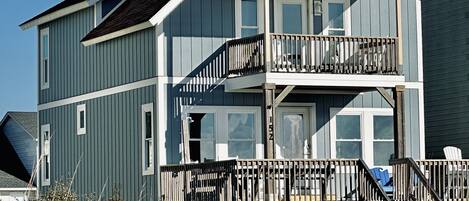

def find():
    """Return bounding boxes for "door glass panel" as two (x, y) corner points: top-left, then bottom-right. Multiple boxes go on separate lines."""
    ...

(189, 113), (215, 162)
(336, 115), (360, 139)
(282, 4), (303, 34)
(337, 141), (362, 158)
(280, 113), (305, 159)
(374, 142), (393, 166)
(228, 113), (255, 159)
(374, 116), (394, 140)
(328, 3), (344, 29)
(242, 0), (257, 26)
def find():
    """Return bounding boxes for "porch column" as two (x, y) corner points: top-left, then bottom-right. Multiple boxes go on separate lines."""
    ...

(263, 0), (271, 72)
(393, 85), (405, 158)
(262, 83), (276, 159)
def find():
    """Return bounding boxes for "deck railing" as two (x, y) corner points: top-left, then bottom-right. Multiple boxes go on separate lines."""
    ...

(416, 160), (469, 200)
(160, 159), (390, 201)
(226, 33), (399, 77)
(390, 158), (442, 201)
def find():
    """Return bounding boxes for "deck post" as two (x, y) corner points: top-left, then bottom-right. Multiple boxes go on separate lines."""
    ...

(262, 83), (276, 200)
(263, 0), (271, 72)
(393, 85), (405, 159)
(263, 83), (276, 159)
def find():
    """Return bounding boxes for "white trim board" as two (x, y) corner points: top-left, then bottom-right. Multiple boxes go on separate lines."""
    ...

(20, 2), (91, 30)
(225, 73), (406, 91)
(38, 77), (157, 111)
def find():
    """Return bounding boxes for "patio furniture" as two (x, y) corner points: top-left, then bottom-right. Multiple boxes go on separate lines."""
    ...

(371, 167), (393, 195)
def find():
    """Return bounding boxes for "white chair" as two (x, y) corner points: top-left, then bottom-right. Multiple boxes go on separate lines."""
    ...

(444, 146), (462, 160)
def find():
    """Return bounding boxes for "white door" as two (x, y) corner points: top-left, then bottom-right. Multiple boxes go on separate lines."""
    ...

(276, 107), (311, 159)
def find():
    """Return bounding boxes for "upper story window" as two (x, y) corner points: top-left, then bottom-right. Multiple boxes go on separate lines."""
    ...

(77, 104), (86, 135)
(40, 28), (49, 90)
(323, 0), (350, 36)
(95, 0), (123, 26)
(236, 0), (263, 37)
(142, 103), (154, 175)
(41, 124), (51, 186)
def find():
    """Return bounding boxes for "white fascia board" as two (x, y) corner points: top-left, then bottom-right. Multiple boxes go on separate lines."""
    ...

(149, 0), (184, 26)
(82, 21), (153, 46)
(224, 73), (406, 91)
(266, 73), (406, 88)
(224, 73), (266, 91)
(20, 2), (91, 30)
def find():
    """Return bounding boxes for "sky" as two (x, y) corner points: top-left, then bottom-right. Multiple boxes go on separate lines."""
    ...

(0, 0), (59, 117)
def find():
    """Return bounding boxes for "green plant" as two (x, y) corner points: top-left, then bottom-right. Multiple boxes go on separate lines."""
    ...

(40, 179), (78, 201)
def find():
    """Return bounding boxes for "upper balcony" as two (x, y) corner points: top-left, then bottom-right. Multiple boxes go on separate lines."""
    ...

(225, 33), (404, 91)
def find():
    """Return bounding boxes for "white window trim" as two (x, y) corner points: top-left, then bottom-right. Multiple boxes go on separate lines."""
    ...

(322, 0), (351, 36)
(142, 103), (154, 175)
(235, 0), (265, 38)
(41, 124), (51, 186)
(77, 104), (86, 135)
(330, 108), (393, 168)
(182, 106), (263, 162)
(40, 28), (50, 90)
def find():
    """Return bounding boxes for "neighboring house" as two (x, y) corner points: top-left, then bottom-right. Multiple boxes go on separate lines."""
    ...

(0, 170), (32, 201)
(21, 0), (424, 200)
(422, 0), (469, 158)
(0, 112), (37, 200)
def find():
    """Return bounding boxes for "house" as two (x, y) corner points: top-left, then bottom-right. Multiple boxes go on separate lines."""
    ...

(422, 1), (469, 159)
(0, 112), (37, 200)
(20, 0), (430, 200)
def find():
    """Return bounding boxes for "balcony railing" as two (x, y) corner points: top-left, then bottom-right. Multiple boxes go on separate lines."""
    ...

(391, 158), (442, 201)
(416, 160), (469, 200)
(160, 159), (390, 201)
(226, 33), (399, 77)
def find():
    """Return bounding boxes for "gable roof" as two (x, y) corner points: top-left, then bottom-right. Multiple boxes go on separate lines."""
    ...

(20, 0), (90, 30)
(0, 112), (37, 139)
(0, 170), (30, 189)
(81, 0), (182, 46)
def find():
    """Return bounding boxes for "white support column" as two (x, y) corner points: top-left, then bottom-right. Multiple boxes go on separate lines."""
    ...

(264, 0), (271, 72)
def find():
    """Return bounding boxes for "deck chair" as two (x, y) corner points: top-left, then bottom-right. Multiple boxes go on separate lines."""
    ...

(444, 146), (462, 160)
(370, 167), (393, 194)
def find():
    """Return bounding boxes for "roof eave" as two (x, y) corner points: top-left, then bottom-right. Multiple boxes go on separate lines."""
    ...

(20, 1), (91, 30)
(81, 0), (183, 46)
(81, 21), (153, 46)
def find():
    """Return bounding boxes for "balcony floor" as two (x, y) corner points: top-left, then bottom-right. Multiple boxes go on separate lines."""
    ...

(225, 72), (405, 91)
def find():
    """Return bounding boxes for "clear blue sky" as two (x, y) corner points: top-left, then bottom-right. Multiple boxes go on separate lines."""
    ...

(0, 0), (59, 117)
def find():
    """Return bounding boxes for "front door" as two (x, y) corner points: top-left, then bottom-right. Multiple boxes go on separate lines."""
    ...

(275, 107), (311, 159)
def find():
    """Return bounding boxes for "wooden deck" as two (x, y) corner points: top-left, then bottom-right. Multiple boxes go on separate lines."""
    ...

(226, 33), (400, 78)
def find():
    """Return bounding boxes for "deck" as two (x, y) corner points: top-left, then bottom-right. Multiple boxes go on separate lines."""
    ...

(160, 158), (469, 201)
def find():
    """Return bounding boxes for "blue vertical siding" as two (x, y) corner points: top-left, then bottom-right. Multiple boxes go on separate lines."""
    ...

(38, 7), (156, 105)
(39, 86), (156, 200)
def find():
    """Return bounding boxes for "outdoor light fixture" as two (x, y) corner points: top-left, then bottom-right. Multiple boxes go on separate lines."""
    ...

(313, 0), (322, 16)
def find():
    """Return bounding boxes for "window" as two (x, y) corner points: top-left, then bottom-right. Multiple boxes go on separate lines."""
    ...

(142, 103), (154, 175)
(237, 0), (263, 37)
(228, 113), (255, 159)
(373, 116), (394, 166)
(331, 108), (394, 167)
(40, 28), (49, 90)
(184, 106), (261, 162)
(188, 113), (216, 163)
(335, 115), (362, 159)
(77, 104), (86, 135)
(95, 0), (123, 26)
(101, 0), (122, 17)
(41, 124), (51, 186)
(323, 0), (350, 36)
